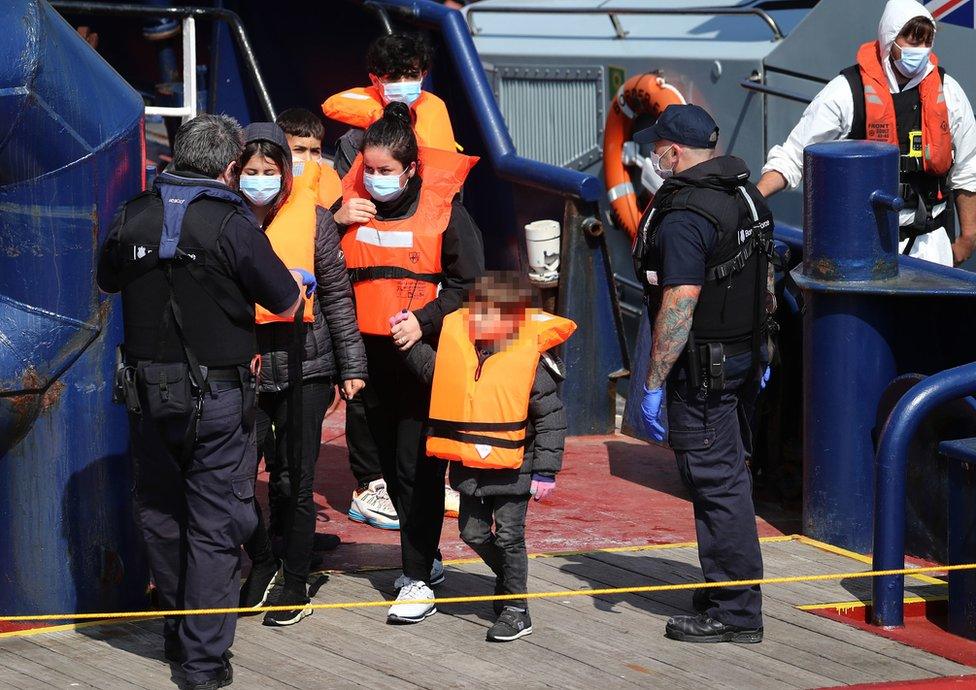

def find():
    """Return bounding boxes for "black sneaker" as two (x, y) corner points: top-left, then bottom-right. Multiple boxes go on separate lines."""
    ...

(262, 585), (312, 627)
(184, 658), (233, 689)
(486, 606), (533, 642)
(665, 613), (763, 644)
(239, 559), (280, 612)
(313, 533), (341, 552)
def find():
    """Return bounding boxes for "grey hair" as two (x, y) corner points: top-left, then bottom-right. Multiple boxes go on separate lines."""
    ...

(171, 114), (244, 178)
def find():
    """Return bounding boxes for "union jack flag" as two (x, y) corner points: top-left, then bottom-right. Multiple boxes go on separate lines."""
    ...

(925, 0), (975, 29)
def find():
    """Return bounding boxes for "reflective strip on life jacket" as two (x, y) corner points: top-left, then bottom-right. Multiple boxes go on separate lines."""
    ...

(340, 147), (478, 335)
(855, 41), (952, 176)
(255, 164), (319, 324)
(321, 86), (458, 152)
(425, 308), (577, 470)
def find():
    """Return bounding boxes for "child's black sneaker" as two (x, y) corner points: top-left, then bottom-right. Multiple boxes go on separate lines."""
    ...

(239, 558), (280, 612)
(486, 606), (533, 642)
(262, 585), (312, 627)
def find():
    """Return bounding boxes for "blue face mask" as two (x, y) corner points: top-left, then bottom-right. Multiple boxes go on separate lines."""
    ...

(240, 174), (281, 206)
(364, 169), (409, 202)
(894, 45), (932, 79)
(383, 80), (423, 106)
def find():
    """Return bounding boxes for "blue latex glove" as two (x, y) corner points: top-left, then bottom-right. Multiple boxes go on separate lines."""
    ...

(291, 268), (317, 299)
(641, 386), (666, 442)
(760, 366), (771, 390)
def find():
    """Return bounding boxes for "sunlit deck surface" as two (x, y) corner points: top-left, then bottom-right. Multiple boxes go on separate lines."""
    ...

(1, 407), (974, 689)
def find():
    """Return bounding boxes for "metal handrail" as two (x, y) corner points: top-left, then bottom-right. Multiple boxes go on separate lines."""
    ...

(364, 0), (602, 202)
(464, 5), (785, 41)
(740, 80), (812, 104)
(50, 1), (275, 120)
(872, 362), (976, 628)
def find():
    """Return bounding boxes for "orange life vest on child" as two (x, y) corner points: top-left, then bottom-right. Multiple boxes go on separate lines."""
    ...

(855, 41), (952, 176)
(426, 308), (577, 470)
(340, 147), (478, 335)
(255, 162), (318, 324)
(321, 86), (458, 152)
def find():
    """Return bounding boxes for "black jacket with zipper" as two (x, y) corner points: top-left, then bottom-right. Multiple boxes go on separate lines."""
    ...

(402, 340), (567, 497)
(256, 206), (367, 393)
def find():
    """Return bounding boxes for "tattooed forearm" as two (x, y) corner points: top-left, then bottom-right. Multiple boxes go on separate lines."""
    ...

(766, 262), (776, 314)
(646, 285), (701, 389)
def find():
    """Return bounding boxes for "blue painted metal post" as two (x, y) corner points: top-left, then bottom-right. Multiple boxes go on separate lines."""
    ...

(872, 365), (976, 627)
(0, 1), (147, 621)
(797, 141), (902, 553)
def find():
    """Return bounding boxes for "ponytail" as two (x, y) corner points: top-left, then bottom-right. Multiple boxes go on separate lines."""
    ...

(362, 101), (419, 169)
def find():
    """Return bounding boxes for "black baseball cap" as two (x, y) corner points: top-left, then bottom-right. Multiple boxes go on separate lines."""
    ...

(243, 122), (292, 166)
(633, 104), (719, 149)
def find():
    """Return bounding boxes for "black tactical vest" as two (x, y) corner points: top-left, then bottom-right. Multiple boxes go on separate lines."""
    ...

(633, 156), (773, 346)
(113, 192), (259, 367)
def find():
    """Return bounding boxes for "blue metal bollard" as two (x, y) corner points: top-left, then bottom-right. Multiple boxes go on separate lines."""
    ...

(0, 1), (147, 621)
(794, 141), (902, 553)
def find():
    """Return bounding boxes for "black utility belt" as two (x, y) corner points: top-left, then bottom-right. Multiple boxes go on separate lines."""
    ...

(114, 359), (247, 417)
(685, 338), (752, 392)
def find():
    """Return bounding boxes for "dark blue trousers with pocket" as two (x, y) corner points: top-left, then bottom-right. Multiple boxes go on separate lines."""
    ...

(130, 378), (258, 685)
(666, 354), (764, 629)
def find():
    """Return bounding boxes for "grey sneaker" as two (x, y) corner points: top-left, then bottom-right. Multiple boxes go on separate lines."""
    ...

(486, 606), (533, 642)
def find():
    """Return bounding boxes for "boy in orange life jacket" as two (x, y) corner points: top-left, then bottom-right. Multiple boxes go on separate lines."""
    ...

(324, 32), (458, 178)
(275, 108), (343, 209)
(400, 272), (577, 642)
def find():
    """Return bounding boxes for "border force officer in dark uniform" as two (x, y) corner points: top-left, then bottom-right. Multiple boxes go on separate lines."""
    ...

(97, 114), (310, 689)
(632, 104), (776, 644)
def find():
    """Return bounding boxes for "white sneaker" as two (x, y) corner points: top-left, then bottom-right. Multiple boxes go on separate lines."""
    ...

(394, 559), (445, 590)
(349, 479), (400, 530)
(387, 579), (436, 624)
(444, 486), (460, 518)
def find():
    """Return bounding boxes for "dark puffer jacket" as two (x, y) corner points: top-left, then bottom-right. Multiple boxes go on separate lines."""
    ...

(402, 341), (567, 497)
(257, 206), (367, 393)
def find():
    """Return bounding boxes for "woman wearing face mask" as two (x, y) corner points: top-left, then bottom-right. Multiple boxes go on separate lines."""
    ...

(235, 123), (367, 627)
(328, 101), (484, 624)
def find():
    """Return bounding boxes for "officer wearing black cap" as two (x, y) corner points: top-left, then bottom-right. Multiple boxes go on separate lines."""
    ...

(632, 104), (775, 644)
(97, 114), (311, 689)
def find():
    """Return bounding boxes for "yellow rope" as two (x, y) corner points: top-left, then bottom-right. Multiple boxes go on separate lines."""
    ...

(1, 562), (971, 624)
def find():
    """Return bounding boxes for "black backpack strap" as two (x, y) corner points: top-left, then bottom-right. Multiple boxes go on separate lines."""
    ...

(841, 65), (867, 140)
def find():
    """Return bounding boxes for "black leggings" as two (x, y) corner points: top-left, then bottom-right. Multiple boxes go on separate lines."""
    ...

(346, 336), (446, 580)
(245, 379), (333, 591)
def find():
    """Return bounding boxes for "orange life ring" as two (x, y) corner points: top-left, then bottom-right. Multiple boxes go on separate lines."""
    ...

(603, 74), (686, 241)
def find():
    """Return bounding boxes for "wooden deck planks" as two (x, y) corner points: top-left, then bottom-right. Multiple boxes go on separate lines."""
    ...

(0, 539), (971, 689)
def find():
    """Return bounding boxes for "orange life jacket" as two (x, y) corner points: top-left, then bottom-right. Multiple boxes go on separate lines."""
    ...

(317, 162), (342, 209)
(321, 85), (458, 152)
(340, 147), (478, 335)
(426, 308), (577, 470)
(254, 163), (318, 324)
(855, 41), (952, 176)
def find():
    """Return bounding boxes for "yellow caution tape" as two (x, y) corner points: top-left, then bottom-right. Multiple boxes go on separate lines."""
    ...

(0, 562), (970, 624)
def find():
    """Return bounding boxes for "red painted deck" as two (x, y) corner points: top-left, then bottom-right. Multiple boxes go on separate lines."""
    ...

(293, 401), (800, 573)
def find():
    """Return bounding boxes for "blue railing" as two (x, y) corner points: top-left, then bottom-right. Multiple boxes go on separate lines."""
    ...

(872, 362), (976, 627)
(368, 0), (603, 202)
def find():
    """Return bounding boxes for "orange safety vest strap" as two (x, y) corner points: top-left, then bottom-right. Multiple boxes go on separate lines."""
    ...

(427, 426), (527, 450)
(347, 266), (441, 284)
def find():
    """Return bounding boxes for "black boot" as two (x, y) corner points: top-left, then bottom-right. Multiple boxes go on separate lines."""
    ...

(665, 614), (763, 644)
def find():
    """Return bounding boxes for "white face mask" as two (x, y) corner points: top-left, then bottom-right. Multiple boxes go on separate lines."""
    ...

(650, 146), (676, 179)
(894, 45), (932, 78)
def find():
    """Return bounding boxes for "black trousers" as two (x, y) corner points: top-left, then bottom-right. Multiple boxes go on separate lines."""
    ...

(666, 362), (764, 629)
(346, 394), (384, 486)
(346, 336), (446, 580)
(131, 380), (258, 685)
(458, 494), (531, 611)
(244, 379), (333, 591)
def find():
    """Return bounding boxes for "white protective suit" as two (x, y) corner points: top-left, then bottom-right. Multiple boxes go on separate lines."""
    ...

(762, 0), (976, 266)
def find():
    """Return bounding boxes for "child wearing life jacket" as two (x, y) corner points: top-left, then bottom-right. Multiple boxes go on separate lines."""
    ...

(274, 108), (343, 209)
(323, 32), (457, 178)
(401, 272), (576, 642)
